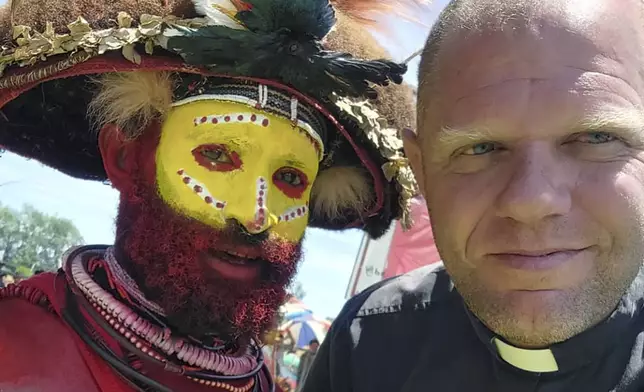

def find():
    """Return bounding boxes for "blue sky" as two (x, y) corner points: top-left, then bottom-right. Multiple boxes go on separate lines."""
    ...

(0, 1), (448, 318)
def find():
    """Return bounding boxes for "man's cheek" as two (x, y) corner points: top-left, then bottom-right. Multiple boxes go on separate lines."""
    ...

(270, 216), (309, 243)
(578, 166), (644, 249)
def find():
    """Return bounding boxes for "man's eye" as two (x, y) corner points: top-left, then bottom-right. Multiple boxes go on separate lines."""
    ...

(200, 148), (233, 163)
(462, 142), (500, 156)
(273, 167), (309, 198)
(276, 170), (303, 186)
(192, 144), (241, 172)
(576, 131), (617, 144)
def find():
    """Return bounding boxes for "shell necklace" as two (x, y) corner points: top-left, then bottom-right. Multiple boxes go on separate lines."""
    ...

(68, 250), (263, 391)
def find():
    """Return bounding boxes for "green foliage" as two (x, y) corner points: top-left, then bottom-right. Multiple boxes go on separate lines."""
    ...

(0, 204), (84, 274)
(14, 265), (33, 279)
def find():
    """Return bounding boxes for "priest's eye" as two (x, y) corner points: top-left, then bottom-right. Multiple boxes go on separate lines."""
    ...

(273, 167), (309, 198)
(575, 131), (617, 144)
(461, 141), (503, 156)
(192, 144), (241, 172)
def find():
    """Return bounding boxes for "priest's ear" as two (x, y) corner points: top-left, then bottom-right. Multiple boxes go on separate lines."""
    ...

(98, 124), (140, 193)
(402, 127), (426, 195)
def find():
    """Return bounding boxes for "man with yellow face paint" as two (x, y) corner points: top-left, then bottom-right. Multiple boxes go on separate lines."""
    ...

(0, 0), (418, 391)
(156, 100), (320, 244)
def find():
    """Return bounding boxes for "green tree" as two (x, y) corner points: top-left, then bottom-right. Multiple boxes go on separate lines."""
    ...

(0, 204), (84, 274)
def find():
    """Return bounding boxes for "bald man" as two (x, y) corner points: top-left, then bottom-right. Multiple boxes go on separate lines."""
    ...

(302, 1), (644, 391)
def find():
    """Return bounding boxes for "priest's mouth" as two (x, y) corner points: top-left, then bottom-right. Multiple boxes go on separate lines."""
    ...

(203, 249), (264, 281)
(488, 247), (591, 271)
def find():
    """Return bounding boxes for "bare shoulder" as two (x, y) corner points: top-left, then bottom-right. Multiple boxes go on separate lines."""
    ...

(0, 299), (99, 391)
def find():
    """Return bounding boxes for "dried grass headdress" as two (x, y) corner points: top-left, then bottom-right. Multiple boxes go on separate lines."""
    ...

(0, 0), (421, 238)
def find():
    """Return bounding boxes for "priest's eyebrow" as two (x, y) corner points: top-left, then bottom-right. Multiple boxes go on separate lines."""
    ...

(571, 111), (644, 139)
(427, 125), (494, 158)
(431, 109), (644, 152)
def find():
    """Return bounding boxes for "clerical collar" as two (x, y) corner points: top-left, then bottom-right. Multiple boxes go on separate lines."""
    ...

(465, 270), (644, 374)
(492, 337), (559, 372)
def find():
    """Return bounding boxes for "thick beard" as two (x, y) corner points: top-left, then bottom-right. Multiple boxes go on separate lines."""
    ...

(114, 179), (301, 341)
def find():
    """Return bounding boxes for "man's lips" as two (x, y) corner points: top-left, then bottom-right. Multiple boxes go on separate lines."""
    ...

(486, 248), (591, 271)
(203, 249), (263, 281)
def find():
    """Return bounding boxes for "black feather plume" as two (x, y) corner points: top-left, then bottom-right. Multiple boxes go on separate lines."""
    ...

(164, 0), (406, 100)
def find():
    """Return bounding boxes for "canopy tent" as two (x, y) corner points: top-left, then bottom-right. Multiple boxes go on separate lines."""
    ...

(267, 297), (331, 390)
(346, 196), (442, 298)
(279, 315), (331, 349)
(279, 296), (314, 322)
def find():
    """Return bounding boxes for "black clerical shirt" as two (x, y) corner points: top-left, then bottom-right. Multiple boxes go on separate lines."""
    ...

(301, 264), (644, 392)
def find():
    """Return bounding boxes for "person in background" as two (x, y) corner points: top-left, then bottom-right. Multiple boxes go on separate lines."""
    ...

(303, 0), (644, 391)
(296, 339), (319, 391)
(1, 274), (14, 288)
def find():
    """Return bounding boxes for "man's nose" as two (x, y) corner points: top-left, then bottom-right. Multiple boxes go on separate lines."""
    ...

(495, 144), (571, 224)
(224, 176), (279, 234)
(225, 219), (270, 245)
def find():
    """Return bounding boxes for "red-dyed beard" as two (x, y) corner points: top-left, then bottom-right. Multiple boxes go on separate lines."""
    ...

(114, 177), (301, 342)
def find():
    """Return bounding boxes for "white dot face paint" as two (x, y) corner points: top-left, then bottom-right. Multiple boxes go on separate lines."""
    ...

(277, 204), (309, 223)
(253, 177), (268, 232)
(176, 169), (227, 210)
(193, 112), (271, 128)
(156, 100), (320, 242)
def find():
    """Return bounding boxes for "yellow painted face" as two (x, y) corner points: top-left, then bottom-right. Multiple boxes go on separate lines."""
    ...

(156, 100), (320, 242)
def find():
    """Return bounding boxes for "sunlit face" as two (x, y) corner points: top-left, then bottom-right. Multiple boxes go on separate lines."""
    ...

(413, 1), (644, 348)
(156, 100), (320, 242)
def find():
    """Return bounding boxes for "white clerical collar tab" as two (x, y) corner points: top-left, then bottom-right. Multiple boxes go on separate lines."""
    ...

(493, 337), (559, 373)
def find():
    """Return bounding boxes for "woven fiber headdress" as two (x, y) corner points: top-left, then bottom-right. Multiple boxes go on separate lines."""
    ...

(0, 0), (419, 238)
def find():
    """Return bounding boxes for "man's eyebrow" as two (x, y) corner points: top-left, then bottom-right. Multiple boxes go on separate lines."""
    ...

(431, 110), (644, 148)
(283, 154), (310, 170)
(422, 125), (495, 162)
(432, 125), (495, 149)
(571, 110), (644, 134)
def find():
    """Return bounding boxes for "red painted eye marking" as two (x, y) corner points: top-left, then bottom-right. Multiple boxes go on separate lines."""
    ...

(192, 144), (242, 172)
(272, 167), (309, 199)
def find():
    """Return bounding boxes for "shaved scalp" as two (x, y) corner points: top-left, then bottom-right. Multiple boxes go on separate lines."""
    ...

(417, 0), (541, 134)
(417, 0), (644, 137)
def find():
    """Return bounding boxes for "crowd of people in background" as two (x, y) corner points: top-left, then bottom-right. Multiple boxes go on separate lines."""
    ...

(274, 338), (320, 392)
(296, 340), (319, 391)
(0, 269), (45, 288)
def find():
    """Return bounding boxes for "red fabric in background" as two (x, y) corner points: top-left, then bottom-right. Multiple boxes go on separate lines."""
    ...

(383, 197), (441, 279)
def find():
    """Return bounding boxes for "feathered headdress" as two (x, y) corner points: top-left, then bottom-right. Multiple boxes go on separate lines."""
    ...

(0, 0), (420, 238)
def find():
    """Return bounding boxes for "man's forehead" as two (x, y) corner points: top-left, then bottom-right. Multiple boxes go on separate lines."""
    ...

(437, 1), (643, 76)
(441, 0), (640, 34)
(420, 0), (644, 134)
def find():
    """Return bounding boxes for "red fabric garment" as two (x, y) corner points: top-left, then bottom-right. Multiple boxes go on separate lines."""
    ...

(13, 272), (134, 392)
(5, 272), (281, 392)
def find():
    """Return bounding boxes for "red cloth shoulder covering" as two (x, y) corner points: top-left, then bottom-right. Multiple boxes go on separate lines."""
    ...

(8, 273), (278, 392)
(5, 273), (133, 392)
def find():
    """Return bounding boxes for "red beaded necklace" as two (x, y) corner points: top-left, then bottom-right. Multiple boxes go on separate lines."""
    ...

(67, 248), (266, 391)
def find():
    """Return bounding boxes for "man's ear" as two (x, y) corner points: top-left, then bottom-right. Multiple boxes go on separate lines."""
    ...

(98, 124), (139, 192)
(402, 128), (426, 196)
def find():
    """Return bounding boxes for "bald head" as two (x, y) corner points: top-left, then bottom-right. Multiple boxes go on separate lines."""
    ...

(417, 0), (644, 134)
